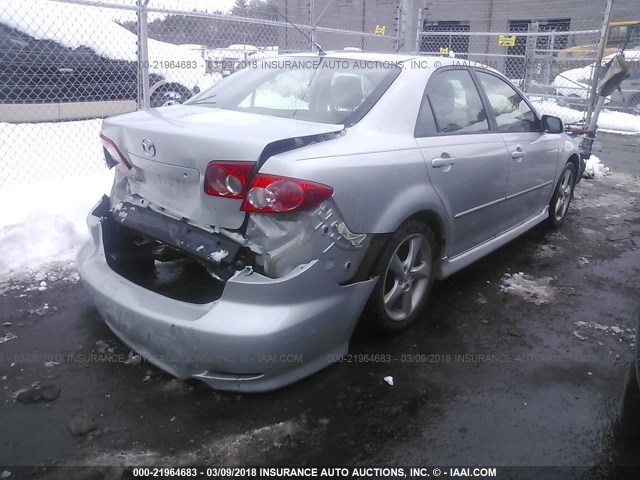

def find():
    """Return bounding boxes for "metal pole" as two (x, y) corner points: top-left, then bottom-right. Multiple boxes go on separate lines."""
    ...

(310, 0), (315, 50)
(414, 2), (422, 53)
(313, 0), (334, 27)
(523, 22), (538, 93)
(545, 31), (556, 88)
(361, 0), (366, 50)
(136, 0), (150, 109)
(399, 0), (414, 53)
(585, 0), (614, 126)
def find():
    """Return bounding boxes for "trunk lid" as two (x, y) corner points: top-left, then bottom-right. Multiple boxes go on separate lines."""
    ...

(102, 105), (343, 229)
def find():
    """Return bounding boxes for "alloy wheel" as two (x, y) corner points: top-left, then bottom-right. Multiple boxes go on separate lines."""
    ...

(554, 169), (573, 222)
(382, 233), (432, 322)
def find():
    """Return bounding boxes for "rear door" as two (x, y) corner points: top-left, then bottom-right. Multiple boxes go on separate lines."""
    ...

(415, 67), (510, 257)
(474, 69), (559, 232)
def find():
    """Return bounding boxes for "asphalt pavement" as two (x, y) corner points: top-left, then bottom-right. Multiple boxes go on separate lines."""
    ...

(0, 132), (638, 479)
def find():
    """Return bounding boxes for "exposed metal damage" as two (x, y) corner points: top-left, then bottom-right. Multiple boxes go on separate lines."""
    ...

(101, 157), (372, 294)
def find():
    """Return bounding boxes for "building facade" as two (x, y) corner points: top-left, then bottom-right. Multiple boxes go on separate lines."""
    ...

(278, 0), (638, 53)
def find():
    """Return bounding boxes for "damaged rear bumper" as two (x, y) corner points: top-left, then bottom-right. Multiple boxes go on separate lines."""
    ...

(76, 203), (377, 392)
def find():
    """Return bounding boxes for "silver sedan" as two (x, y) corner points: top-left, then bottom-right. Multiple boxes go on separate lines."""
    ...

(78, 52), (580, 391)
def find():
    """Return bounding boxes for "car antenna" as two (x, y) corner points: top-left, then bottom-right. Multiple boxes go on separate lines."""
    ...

(273, 9), (327, 56)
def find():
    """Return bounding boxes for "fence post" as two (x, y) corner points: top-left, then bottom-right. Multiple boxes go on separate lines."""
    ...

(136, 0), (150, 110)
(523, 22), (538, 93)
(399, 0), (415, 53)
(414, 2), (423, 53)
(585, 0), (614, 126)
(310, 0), (315, 51)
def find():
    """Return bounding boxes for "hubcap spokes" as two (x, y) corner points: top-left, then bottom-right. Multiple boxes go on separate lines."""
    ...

(555, 170), (573, 221)
(383, 234), (431, 322)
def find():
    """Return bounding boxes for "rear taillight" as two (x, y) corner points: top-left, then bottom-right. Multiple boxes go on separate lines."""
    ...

(100, 134), (131, 170)
(241, 174), (333, 213)
(204, 161), (255, 199)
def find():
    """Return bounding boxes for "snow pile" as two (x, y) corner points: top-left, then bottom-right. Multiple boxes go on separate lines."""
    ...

(531, 98), (640, 134)
(499, 272), (556, 305)
(531, 98), (585, 124)
(552, 51), (640, 99)
(583, 155), (610, 179)
(595, 108), (640, 134)
(552, 65), (592, 98)
(0, 0), (206, 89)
(0, 172), (113, 277)
(574, 321), (628, 335)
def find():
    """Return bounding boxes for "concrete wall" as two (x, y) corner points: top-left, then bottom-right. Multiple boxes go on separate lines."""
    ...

(0, 101), (136, 123)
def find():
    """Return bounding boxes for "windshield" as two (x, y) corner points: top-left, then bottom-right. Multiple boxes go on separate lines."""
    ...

(186, 57), (402, 125)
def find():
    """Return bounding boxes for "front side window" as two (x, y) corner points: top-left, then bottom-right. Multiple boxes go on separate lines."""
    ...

(426, 69), (489, 134)
(476, 71), (538, 132)
(187, 57), (401, 125)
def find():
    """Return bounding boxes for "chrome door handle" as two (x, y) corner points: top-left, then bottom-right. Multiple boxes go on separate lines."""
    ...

(431, 157), (457, 168)
(511, 147), (525, 160)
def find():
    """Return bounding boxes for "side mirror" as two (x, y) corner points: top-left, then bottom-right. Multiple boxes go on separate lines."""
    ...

(542, 115), (563, 133)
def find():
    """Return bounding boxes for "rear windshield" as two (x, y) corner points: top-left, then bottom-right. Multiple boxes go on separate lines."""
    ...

(186, 57), (402, 125)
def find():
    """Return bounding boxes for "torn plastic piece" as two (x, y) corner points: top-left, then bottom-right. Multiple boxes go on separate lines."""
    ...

(336, 222), (367, 246)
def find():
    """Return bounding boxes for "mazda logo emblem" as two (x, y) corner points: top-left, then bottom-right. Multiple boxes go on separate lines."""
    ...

(142, 138), (156, 157)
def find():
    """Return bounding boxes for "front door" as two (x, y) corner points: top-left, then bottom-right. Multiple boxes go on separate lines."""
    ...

(474, 69), (559, 232)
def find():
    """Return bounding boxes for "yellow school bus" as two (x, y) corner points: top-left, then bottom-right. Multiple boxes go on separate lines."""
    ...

(558, 21), (640, 60)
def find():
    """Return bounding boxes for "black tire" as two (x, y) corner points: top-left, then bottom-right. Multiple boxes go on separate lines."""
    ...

(365, 220), (436, 334)
(547, 162), (577, 228)
(150, 86), (189, 108)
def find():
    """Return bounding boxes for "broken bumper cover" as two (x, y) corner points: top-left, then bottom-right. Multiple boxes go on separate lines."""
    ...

(76, 208), (377, 392)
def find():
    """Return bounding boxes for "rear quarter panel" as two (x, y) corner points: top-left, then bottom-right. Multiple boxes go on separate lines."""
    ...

(260, 131), (449, 236)
(259, 65), (449, 237)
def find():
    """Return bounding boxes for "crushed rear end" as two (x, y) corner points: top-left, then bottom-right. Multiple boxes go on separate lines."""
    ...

(77, 106), (377, 391)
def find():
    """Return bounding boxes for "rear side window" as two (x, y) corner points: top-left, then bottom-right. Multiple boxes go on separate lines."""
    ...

(476, 71), (539, 132)
(415, 94), (438, 137)
(426, 69), (489, 135)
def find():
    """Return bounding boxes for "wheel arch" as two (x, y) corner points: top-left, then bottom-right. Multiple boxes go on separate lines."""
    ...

(567, 152), (581, 184)
(353, 208), (447, 283)
(567, 152), (580, 173)
(404, 209), (446, 263)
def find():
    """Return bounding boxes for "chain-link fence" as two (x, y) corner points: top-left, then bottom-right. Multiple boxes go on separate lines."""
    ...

(0, 0), (402, 186)
(2, 0), (638, 187)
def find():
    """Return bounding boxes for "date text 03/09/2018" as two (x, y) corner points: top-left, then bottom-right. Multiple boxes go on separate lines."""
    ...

(128, 466), (499, 478)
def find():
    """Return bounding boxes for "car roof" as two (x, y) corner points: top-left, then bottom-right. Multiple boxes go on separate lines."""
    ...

(284, 51), (420, 62)
(282, 51), (495, 69)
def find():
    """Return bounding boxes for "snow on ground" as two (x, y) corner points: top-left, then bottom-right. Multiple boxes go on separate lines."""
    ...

(552, 66), (591, 98)
(499, 272), (556, 305)
(583, 155), (610, 179)
(531, 98), (640, 134)
(593, 109), (640, 134)
(0, 172), (113, 277)
(552, 50), (640, 98)
(0, 119), (114, 278)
